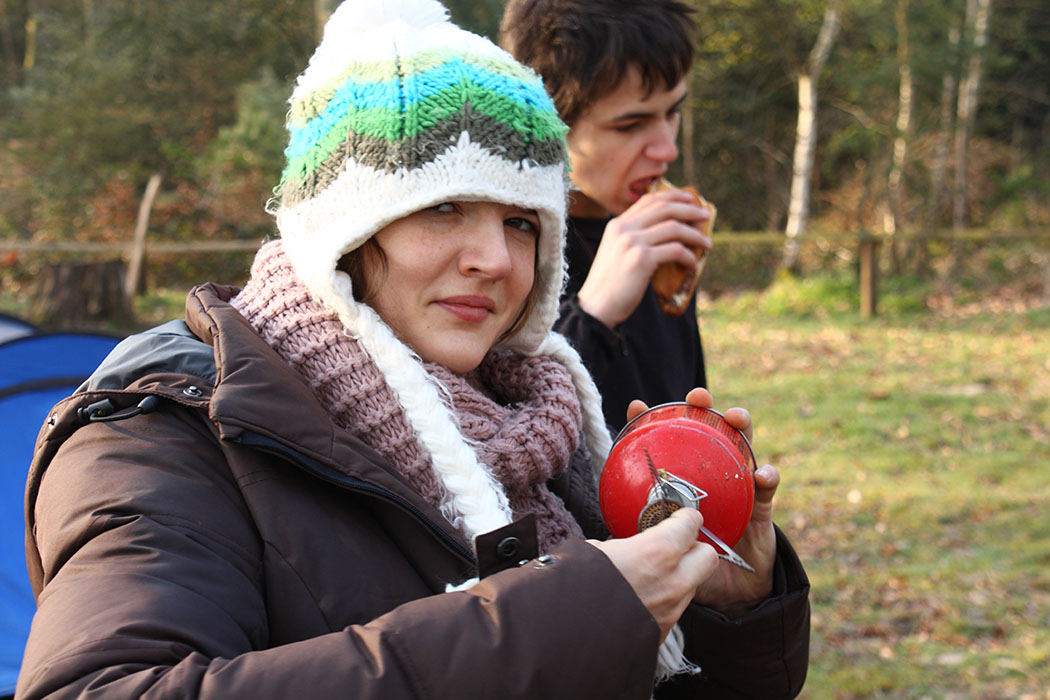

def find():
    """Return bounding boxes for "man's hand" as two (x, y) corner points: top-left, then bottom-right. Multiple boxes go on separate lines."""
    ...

(626, 388), (779, 617)
(576, 190), (711, 328)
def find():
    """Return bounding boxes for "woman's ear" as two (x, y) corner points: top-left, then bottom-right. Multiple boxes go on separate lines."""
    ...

(338, 240), (387, 304)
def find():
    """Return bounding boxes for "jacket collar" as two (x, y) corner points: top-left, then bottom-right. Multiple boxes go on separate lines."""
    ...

(184, 283), (473, 553)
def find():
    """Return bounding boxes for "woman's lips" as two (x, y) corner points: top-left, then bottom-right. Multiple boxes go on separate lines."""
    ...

(436, 296), (495, 323)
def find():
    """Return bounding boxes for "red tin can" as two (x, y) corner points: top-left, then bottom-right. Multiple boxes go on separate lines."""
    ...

(599, 402), (756, 548)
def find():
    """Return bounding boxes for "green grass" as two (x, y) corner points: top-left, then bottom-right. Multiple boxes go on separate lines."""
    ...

(133, 287), (194, 328)
(699, 284), (1050, 699)
(5, 264), (1049, 697)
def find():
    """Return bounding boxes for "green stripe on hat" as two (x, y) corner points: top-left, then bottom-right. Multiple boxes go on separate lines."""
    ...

(280, 90), (565, 200)
(279, 103), (566, 206)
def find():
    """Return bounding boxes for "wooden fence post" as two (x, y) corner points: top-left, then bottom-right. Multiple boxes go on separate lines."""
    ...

(859, 235), (879, 317)
(125, 172), (163, 300)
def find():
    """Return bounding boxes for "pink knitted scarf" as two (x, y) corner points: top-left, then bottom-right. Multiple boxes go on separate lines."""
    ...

(231, 241), (585, 551)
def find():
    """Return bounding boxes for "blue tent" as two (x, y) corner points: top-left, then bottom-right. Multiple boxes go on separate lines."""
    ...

(0, 315), (34, 345)
(0, 330), (121, 696)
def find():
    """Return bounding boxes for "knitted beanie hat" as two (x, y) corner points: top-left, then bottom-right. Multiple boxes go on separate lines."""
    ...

(275, 0), (568, 354)
(269, 0), (612, 542)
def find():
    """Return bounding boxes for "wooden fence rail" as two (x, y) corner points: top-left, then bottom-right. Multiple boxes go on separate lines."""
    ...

(2, 227), (1046, 255)
(0, 240), (265, 254)
(3, 228), (1047, 320)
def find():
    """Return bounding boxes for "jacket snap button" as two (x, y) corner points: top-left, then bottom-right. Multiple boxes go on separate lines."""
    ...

(496, 536), (520, 560)
(183, 386), (203, 397)
(533, 554), (557, 568)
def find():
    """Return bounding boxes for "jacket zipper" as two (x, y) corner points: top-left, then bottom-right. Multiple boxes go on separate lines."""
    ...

(232, 430), (476, 564)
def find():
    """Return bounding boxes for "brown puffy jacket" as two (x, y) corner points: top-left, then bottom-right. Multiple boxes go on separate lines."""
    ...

(18, 284), (809, 699)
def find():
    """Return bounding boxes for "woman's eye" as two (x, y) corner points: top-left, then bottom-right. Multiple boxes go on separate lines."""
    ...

(506, 217), (539, 235)
(614, 122), (640, 133)
(431, 202), (458, 214)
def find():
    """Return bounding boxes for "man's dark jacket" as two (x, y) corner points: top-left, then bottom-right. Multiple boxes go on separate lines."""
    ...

(555, 216), (707, 434)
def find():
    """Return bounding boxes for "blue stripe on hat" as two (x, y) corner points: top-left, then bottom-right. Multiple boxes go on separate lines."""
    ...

(285, 56), (552, 163)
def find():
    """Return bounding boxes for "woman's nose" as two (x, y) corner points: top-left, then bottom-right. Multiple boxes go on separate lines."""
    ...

(459, 219), (513, 277)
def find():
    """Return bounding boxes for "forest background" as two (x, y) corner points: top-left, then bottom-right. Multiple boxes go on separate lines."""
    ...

(0, 0), (1047, 297)
(1, 1), (1049, 699)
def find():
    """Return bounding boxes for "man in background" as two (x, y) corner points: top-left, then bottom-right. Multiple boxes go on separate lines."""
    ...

(500, 10), (810, 700)
(500, 0), (713, 433)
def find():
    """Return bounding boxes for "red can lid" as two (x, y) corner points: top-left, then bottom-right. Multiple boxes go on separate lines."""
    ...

(599, 403), (756, 548)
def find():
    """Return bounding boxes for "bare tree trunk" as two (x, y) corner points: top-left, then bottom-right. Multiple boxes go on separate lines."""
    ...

(782, 72), (817, 271)
(0, 0), (23, 84)
(23, 10), (36, 71)
(947, 0), (992, 291)
(782, 1), (841, 273)
(763, 111), (785, 231)
(1009, 120), (1024, 172)
(952, 0), (992, 231)
(31, 260), (133, 329)
(82, 0), (94, 53)
(886, 0), (913, 273)
(927, 23), (960, 230)
(916, 22), (962, 277)
(679, 1), (700, 187)
(125, 172), (163, 300)
(681, 89), (697, 188)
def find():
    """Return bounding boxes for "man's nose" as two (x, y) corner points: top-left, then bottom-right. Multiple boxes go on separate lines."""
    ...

(645, 120), (679, 163)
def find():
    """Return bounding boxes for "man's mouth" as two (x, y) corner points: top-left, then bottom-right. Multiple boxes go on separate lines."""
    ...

(628, 177), (659, 198)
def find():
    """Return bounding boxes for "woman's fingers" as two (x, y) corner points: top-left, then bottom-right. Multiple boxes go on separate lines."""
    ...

(591, 509), (718, 641)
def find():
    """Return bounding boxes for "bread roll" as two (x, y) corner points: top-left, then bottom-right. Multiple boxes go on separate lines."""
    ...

(648, 177), (716, 316)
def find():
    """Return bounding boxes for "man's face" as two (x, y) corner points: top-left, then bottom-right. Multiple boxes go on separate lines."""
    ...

(566, 66), (687, 218)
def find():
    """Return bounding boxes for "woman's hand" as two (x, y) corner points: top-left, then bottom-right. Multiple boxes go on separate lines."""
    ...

(590, 508), (719, 641)
(627, 388), (778, 617)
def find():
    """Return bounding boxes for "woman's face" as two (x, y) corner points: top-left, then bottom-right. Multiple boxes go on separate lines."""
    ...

(364, 200), (540, 374)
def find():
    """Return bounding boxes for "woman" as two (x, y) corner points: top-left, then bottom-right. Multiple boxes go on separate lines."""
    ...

(18, 2), (809, 698)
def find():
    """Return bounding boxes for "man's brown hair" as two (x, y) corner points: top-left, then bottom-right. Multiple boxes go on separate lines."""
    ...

(499, 0), (696, 127)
